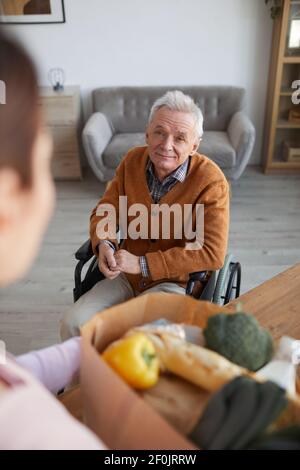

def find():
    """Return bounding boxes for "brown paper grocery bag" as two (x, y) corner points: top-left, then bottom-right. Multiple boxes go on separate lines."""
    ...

(76, 293), (232, 449)
(60, 293), (300, 448)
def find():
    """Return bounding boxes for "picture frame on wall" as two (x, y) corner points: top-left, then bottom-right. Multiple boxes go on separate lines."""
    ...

(0, 0), (65, 25)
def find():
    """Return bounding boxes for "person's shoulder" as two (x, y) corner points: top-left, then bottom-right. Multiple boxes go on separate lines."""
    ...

(191, 153), (228, 187)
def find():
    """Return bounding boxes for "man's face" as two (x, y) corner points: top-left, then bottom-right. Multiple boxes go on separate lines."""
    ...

(146, 106), (200, 178)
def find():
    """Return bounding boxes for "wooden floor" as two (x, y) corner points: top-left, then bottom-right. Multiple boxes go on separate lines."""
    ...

(1, 167), (300, 355)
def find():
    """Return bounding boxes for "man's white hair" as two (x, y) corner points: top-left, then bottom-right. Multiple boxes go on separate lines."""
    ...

(148, 90), (204, 139)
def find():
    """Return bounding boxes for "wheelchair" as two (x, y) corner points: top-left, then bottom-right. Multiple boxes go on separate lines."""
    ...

(73, 240), (241, 306)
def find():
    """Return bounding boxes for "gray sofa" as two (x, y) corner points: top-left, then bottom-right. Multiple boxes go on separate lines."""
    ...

(83, 86), (255, 181)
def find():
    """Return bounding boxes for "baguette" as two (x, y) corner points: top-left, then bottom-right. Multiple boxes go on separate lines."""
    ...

(146, 332), (250, 392)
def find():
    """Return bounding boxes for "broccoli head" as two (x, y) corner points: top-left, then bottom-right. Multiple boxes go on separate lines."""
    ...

(203, 312), (273, 372)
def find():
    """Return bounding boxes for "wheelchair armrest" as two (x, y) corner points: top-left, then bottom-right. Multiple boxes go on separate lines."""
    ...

(186, 271), (209, 296)
(189, 271), (209, 282)
(75, 239), (94, 261)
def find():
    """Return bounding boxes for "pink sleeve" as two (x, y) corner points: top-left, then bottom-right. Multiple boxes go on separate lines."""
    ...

(0, 360), (106, 450)
(0, 386), (106, 450)
(16, 337), (81, 394)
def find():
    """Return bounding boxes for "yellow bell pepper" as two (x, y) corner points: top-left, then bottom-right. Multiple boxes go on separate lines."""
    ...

(102, 333), (160, 390)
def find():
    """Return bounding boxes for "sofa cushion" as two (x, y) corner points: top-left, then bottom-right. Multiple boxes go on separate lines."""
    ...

(103, 133), (146, 169)
(199, 131), (236, 169)
(103, 131), (236, 170)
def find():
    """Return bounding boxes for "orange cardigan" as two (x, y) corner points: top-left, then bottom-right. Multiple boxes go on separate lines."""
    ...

(90, 146), (229, 293)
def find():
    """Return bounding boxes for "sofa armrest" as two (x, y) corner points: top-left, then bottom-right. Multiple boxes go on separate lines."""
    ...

(82, 112), (114, 179)
(227, 111), (256, 180)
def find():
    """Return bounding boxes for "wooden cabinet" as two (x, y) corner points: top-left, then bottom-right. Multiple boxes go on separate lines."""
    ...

(264, 0), (300, 173)
(39, 86), (82, 180)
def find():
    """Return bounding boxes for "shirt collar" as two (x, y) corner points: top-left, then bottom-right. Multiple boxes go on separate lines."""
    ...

(146, 156), (190, 184)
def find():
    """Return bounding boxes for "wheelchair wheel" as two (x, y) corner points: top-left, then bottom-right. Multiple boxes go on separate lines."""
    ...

(213, 255), (241, 305)
(223, 262), (241, 305)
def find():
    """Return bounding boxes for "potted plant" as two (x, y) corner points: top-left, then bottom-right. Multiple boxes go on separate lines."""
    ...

(265, 0), (282, 19)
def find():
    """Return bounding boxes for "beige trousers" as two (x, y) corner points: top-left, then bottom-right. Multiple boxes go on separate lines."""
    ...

(60, 273), (186, 340)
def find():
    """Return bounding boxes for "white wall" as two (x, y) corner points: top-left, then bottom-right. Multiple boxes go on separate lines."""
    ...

(3, 0), (274, 164)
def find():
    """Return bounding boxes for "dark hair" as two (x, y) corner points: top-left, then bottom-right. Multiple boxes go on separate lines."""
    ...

(0, 30), (40, 187)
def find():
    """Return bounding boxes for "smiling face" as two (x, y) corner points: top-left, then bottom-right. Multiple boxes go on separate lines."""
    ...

(146, 106), (200, 181)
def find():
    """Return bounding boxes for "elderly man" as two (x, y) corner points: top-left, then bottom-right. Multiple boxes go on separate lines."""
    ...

(61, 90), (229, 339)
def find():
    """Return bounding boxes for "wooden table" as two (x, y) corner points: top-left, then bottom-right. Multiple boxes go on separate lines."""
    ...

(227, 262), (300, 340)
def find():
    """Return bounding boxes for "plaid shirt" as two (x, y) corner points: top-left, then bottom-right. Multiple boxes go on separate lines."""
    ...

(146, 157), (190, 204)
(102, 157), (190, 278)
